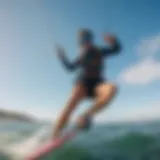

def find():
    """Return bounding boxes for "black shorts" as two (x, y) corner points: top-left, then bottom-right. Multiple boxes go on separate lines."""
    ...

(76, 76), (104, 97)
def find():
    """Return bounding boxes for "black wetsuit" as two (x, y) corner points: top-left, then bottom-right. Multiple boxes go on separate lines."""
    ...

(59, 41), (121, 97)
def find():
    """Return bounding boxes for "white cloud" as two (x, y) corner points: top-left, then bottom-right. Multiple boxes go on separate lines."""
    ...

(119, 33), (160, 85)
(119, 58), (160, 85)
(137, 33), (160, 57)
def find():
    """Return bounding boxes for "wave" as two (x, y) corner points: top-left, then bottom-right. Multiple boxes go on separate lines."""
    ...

(44, 132), (160, 160)
(0, 122), (160, 160)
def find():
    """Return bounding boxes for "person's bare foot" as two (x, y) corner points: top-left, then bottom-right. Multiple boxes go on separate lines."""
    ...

(76, 115), (92, 130)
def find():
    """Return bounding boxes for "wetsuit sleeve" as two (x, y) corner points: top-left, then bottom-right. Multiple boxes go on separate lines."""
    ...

(59, 54), (81, 71)
(101, 40), (121, 57)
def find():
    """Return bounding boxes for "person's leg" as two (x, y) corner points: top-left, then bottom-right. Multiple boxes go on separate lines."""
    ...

(84, 82), (117, 117)
(53, 83), (86, 138)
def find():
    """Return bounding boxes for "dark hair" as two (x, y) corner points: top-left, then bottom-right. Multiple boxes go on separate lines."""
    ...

(78, 28), (93, 42)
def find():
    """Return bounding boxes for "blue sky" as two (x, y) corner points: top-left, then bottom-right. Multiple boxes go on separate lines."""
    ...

(0, 0), (160, 122)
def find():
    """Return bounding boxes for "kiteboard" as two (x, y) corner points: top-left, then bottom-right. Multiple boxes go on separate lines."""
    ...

(25, 127), (79, 160)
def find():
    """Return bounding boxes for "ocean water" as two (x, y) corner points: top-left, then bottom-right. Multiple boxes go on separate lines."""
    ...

(0, 120), (160, 160)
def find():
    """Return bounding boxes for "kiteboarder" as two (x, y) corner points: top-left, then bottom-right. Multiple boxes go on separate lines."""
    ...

(53, 28), (122, 138)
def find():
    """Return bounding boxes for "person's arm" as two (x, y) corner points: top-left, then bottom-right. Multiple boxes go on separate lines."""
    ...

(60, 55), (80, 71)
(56, 46), (81, 71)
(101, 35), (122, 57)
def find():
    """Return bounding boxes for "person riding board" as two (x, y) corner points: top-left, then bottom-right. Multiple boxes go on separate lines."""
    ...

(53, 29), (122, 138)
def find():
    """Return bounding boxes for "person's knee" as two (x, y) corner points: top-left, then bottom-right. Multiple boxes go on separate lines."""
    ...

(99, 84), (117, 105)
(101, 83), (117, 96)
(109, 83), (118, 95)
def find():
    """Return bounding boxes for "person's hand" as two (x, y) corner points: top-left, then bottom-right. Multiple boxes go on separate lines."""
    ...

(104, 34), (117, 45)
(55, 45), (65, 59)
